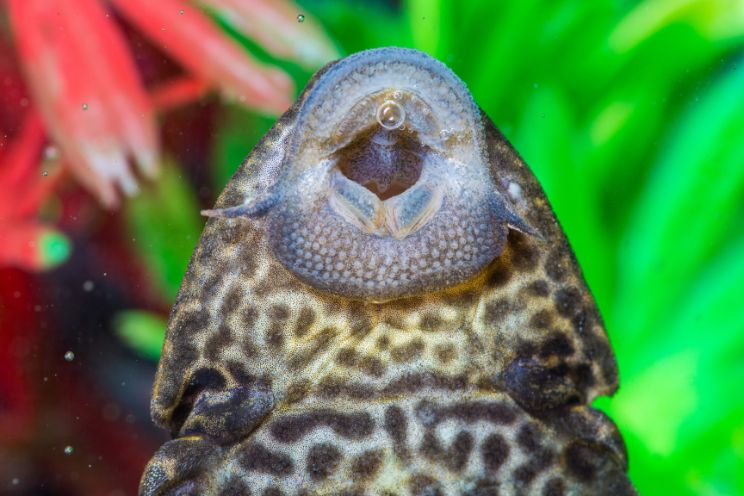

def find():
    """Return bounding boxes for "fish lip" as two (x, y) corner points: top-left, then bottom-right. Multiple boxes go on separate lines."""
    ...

(321, 88), (449, 157)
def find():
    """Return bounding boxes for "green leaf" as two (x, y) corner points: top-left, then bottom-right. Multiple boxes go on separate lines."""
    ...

(114, 310), (167, 361)
(311, 0), (412, 55)
(213, 104), (275, 190)
(606, 350), (699, 456)
(125, 160), (203, 303)
(405, 0), (443, 56)
(614, 57), (744, 345)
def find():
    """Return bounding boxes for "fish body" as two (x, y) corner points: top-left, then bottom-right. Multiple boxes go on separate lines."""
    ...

(141, 48), (635, 496)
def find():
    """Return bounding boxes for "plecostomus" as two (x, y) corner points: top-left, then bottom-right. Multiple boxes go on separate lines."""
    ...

(140, 48), (636, 496)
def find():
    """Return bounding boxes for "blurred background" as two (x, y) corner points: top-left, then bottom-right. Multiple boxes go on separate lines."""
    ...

(1, 0), (743, 494)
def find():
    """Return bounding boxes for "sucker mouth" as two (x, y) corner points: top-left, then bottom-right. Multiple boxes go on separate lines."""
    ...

(335, 125), (425, 201)
(324, 94), (446, 239)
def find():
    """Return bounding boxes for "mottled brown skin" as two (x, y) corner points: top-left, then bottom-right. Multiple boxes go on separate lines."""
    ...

(140, 48), (635, 495)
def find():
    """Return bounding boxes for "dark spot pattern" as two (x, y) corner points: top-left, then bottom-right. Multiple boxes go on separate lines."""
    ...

(376, 335), (390, 349)
(543, 477), (566, 496)
(539, 332), (574, 358)
(483, 298), (510, 326)
(384, 405), (409, 460)
(336, 348), (358, 367)
(573, 310), (618, 387)
(513, 447), (554, 485)
(516, 423), (542, 453)
(359, 355), (385, 377)
(316, 377), (375, 400)
(238, 443), (293, 475)
(268, 303), (290, 321)
(466, 479), (500, 496)
(486, 260), (512, 288)
(420, 312), (448, 332)
(563, 442), (601, 482)
(350, 449), (384, 480)
(240, 305), (259, 328)
(383, 372), (468, 396)
(221, 476), (250, 496)
(434, 343), (457, 364)
(554, 287), (582, 318)
(266, 322), (285, 349)
(204, 328), (231, 361)
(270, 410), (375, 443)
(419, 430), (474, 472)
(545, 250), (567, 282)
(510, 233), (540, 272)
(529, 310), (553, 330)
(481, 434), (509, 472)
(221, 286), (243, 315)
(390, 338), (425, 362)
(293, 307), (316, 337)
(285, 380), (310, 404)
(306, 443), (342, 480)
(236, 245), (257, 279)
(409, 474), (443, 496)
(224, 361), (258, 386)
(414, 400), (517, 428)
(525, 279), (550, 297)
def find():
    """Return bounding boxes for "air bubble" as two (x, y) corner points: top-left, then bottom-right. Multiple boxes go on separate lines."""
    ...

(81, 103), (88, 110)
(376, 100), (405, 130)
(64, 351), (75, 361)
(64, 446), (74, 455)
(44, 145), (59, 160)
(297, 14), (305, 23)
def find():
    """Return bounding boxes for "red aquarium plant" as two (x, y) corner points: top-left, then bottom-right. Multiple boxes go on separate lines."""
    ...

(0, 111), (68, 271)
(0, 1), (336, 493)
(3, 0), (337, 251)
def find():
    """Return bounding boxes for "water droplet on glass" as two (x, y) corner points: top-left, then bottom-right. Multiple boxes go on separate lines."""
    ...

(82, 103), (88, 110)
(64, 351), (75, 362)
(82, 280), (95, 292)
(64, 446), (74, 455)
(297, 14), (305, 23)
(376, 100), (405, 130)
(41, 170), (49, 177)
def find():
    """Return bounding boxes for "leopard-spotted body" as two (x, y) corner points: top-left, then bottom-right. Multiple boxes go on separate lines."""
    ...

(141, 48), (634, 496)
